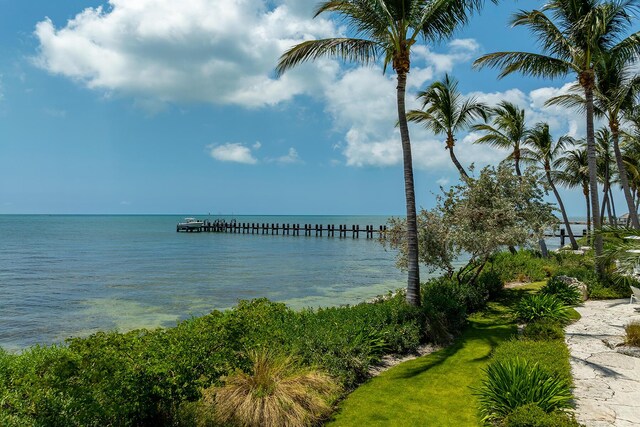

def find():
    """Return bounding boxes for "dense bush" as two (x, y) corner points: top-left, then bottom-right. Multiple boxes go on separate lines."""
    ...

(476, 358), (573, 422)
(0, 295), (426, 426)
(502, 403), (581, 427)
(490, 339), (571, 383)
(626, 321), (640, 347)
(514, 294), (570, 324)
(522, 320), (565, 341)
(540, 276), (582, 305)
(421, 277), (468, 342)
(476, 270), (504, 299)
(489, 251), (552, 282)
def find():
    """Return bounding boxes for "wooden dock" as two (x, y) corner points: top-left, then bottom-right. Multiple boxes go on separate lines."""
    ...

(177, 219), (387, 239)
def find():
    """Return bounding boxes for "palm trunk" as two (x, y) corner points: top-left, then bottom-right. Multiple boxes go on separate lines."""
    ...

(397, 71), (420, 307)
(611, 121), (640, 229)
(609, 187), (617, 221)
(584, 84), (604, 275)
(600, 181), (609, 225)
(447, 139), (469, 181)
(547, 169), (578, 249)
(514, 147), (522, 177)
(584, 187), (591, 243)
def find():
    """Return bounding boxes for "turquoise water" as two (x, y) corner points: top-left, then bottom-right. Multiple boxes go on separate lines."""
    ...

(0, 215), (408, 351)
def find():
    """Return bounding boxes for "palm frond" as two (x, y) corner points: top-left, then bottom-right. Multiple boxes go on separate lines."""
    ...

(473, 51), (574, 78)
(276, 38), (380, 76)
(511, 9), (573, 60)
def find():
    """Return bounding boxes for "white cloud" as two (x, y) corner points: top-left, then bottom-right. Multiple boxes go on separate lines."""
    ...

(208, 142), (258, 164)
(273, 147), (301, 164)
(436, 177), (450, 187)
(33, 0), (340, 108)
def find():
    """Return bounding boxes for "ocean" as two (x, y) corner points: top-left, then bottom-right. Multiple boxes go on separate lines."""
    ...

(0, 215), (408, 351)
(0, 214), (581, 351)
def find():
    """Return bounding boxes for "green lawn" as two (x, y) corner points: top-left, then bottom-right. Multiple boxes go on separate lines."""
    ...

(327, 284), (544, 427)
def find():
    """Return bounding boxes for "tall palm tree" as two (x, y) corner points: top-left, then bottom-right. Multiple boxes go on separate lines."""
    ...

(276, 0), (487, 306)
(555, 146), (591, 235)
(521, 123), (579, 249)
(474, 0), (640, 274)
(548, 52), (640, 228)
(406, 74), (488, 180)
(596, 128), (616, 224)
(472, 101), (527, 176)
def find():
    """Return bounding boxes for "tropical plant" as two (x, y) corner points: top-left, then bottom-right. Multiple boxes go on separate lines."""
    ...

(476, 358), (573, 422)
(212, 349), (339, 427)
(503, 403), (581, 427)
(521, 122), (579, 249)
(600, 225), (640, 275)
(407, 73), (488, 180)
(555, 145), (592, 235)
(540, 276), (583, 305)
(522, 319), (566, 340)
(474, 0), (640, 272)
(472, 100), (527, 176)
(276, 0), (490, 306)
(514, 294), (570, 323)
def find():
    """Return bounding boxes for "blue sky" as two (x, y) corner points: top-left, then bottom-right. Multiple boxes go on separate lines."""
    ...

(0, 0), (634, 215)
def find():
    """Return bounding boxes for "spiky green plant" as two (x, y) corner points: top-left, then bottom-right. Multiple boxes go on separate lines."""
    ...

(540, 277), (582, 305)
(213, 350), (339, 427)
(514, 294), (570, 323)
(476, 358), (573, 422)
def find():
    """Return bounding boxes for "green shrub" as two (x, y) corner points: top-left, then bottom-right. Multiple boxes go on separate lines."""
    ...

(491, 339), (571, 383)
(503, 403), (581, 427)
(540, 277), (582, 306)
(522, 320), (565, 341)
(625, 321), (640, 347)
(421, 277), (468, 342)
(489, 251), (550, 283)
(476, 358), (573, 422)
(514, 294), (570, 324)
(476, 270), (504, 300)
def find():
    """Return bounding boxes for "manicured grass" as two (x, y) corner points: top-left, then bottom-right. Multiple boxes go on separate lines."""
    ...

(327, 287), (539, 427)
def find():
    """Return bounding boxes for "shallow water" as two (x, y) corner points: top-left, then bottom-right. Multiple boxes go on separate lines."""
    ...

(0, 215), (408, 350)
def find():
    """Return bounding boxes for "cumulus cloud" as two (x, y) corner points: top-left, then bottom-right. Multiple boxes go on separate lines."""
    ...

(208, 142), (258, 164)
(272, 147), (301, 164)
(33, 0), (339, 108)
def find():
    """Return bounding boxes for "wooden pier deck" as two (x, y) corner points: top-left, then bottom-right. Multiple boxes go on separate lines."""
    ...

(177, 220), (388, 239)
(177, 219), (588, 246)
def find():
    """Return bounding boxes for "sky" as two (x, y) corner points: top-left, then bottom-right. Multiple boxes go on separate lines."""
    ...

(0, 0), (636, 216)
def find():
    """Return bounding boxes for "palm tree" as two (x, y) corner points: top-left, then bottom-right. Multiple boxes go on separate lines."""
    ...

(276, 0), (487, 306)
(474, 0), (640, 274)
(596, 128), (616, 225)
(521, 123), (579, 249)
(555, 146), (591, 235)
(548, 52), (640, 228)
(472, 101), (527, 176)
(406, 74), (488, 180)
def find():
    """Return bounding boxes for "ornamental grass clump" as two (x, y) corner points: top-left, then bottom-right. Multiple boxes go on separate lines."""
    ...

(625, 321), (640, 347)
(213, 349), (339, 427)
(476, 358), (572, 422)
(540, 277), (582, 306)
(514, 294), (570, 324)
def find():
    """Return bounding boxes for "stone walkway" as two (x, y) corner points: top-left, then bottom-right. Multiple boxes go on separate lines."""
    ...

(565, 300), (640, 427)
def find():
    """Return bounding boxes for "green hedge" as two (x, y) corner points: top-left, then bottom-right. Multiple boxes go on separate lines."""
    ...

(0, 295), (425, 426)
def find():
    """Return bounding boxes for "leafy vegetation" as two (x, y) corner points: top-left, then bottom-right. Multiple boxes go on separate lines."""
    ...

(503, 404), (581, 427)
(476, 358), (573, 422)
(540, 276), (582, 305)
(514, 294), (570, 324)
(522, 320), (566, 341)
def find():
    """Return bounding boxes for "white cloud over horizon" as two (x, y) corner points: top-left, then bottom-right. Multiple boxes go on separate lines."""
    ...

(208, 142), (258, 164)
(33, 0), (339, 108)
(31, 0), (596, 174)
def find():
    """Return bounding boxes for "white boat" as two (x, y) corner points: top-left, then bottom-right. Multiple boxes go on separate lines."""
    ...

(177, 217), (204, 229)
